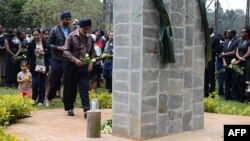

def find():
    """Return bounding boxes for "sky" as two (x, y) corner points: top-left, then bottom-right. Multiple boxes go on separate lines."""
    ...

(207, 0), (247, 11)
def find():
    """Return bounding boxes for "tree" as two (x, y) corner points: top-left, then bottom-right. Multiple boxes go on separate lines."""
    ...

(207, 8), (245, 34)
(21, 0), (103, 29)
(0, 0), (27, 28)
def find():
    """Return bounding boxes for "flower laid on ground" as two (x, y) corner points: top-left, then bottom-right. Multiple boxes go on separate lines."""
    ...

(80, 53), (92, 64)
(101, 119), (112, 134)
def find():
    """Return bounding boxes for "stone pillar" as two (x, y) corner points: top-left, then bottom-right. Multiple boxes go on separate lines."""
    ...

(113, 0), (205, 140)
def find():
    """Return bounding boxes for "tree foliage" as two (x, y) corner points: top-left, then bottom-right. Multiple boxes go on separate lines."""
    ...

(0, 0), (27, 28)
(207, 8), (245, 34)
(0, 0), (103, 29)
(21, 0), (102, 29)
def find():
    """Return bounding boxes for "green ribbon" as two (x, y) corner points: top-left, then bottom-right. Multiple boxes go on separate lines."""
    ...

(153, 0), (175, 63)
(197, 0), (212, 68)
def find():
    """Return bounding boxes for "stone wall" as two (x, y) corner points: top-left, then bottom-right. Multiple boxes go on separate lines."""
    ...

(113, 0), (205, 140)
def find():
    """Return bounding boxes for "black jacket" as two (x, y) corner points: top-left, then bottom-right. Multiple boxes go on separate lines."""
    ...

(26, 40), (49, 74)
(48, 24), (71, 61)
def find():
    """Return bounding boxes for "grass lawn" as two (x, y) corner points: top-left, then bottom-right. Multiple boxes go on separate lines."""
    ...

(218, 98), (250, 115)
(0, 86), (109, 110)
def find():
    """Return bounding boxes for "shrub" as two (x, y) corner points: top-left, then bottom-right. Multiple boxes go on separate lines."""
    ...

(204, 92), (220, 113)
(241, 106), (250, 116)
(0, 128), (18, 141)
(89, 90), (112, 109)
(217, 104), (237, 115)
(0, 95), (33, 127)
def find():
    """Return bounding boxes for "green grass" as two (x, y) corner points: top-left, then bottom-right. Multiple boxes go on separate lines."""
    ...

(218, 98), (249, 115)
(0, 86), (110, 111)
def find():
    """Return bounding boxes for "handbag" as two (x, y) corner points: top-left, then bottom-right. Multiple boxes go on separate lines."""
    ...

(35, 65), (46, 73)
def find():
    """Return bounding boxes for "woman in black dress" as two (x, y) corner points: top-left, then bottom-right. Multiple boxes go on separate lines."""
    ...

(5, 28), (21, 87)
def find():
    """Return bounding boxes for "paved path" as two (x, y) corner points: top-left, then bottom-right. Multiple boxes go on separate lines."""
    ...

(5, 108), (250, 141)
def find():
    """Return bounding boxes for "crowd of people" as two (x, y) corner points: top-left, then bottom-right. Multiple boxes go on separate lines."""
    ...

(205, 26), (250, 103)
(0, 11), (114, 118)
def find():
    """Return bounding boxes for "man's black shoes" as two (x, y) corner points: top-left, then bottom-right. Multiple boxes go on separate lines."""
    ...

(68, 109), (74, 116)
(84, 112), (87, 119)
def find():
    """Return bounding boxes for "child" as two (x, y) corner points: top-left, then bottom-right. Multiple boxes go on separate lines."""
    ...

(17, 61), (32, 98)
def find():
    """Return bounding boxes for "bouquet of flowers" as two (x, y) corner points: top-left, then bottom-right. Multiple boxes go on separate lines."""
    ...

(80, 53), (92, 64)
(12, 48), (27, 64)
(228, 58), (244, 75)
(216, 58), (244, 78)
(102, 52), (113, 63)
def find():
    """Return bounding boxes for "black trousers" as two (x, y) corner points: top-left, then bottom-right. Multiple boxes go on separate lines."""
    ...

(204, 60), (215, 97)
(63, 61), (90, 112)
(47, 59), (63, 100)
(224, 68), (233, 100)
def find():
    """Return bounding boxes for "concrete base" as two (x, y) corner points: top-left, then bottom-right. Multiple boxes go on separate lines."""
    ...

(86, 111), (101, 138)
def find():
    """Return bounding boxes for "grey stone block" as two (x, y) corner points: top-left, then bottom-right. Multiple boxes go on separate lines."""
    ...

(142, 82), (158, 97)
(157, 114), (168, 135)
(114, 13), (130, 24)
(114, 70), (129, 81)
(114, 24), (130, 35)
(170, 55), (184, 68)
(129, 116), (139, 138)
(184, 49), (193, 68)
(143, 27), (158, 38)
(143, 70), (159, 81)
(131, 0), (143, 23)
(168, 95), (183, 110)
(113, 58), (129, 69)
(113, 0), (130, 13)
(193, 102), (204, 116)
(143, 11), (159, 26)
(113, 114), (128, 126)
(129, 94), (139, 116)
(115, 47), (130, 58)
(142, 97), (157, 113)
(168, 120), (182, 134)
(131, 25), (142, 47)
(168, 79), (183, 95)
(185, 26), (193, 46)
(113, 81), (129, 92)
(113, 92), (128, 104)
(194, 46), (204, 59)
(159, 94), (168, 113)
(192, 116), (204, 130)
(171, 13), (184, 27)
(159, 70), (169, 92)
(141, 112), (157, 125)
(143, 39), (158, 54)
(183, 90), (193, 111)
(171, 0), (184, 12)
(170, 69), (183, 79)
(112, 125), (128, 137)
(173, 39), (184, 54)
(130, 48), (141, 70)
(168, 109), (182, 120)
(131, 71), (140, 93)
(143, 0), (155, 10)
(172, 27), (184, 40)
(182, 111), (192, 131)
(143, 54), (159, 69)
(113, 103), (128, 114)
(115, 35), (130, 46)
(185, 0), (195, 24)
(141, 124), (157, 138)
(184, 70), (192, 88)
(193, 88), (204, 103)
